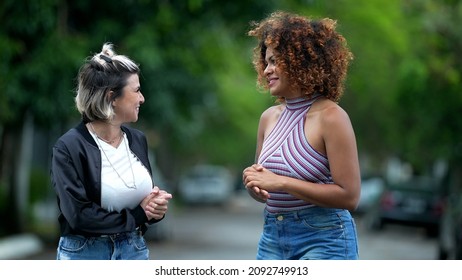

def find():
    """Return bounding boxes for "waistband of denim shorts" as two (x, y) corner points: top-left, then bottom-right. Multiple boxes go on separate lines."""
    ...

(264, 207), (346, 219)
(94, 227), (142, 239)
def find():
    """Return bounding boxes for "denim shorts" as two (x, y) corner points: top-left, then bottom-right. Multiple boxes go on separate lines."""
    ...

(57, 230), (149, 260)
(256, 207), (359, 260)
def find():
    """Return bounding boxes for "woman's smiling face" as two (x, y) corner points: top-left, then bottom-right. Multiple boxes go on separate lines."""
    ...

(112, 74), (145, 123)
(264, 47), (300, 99)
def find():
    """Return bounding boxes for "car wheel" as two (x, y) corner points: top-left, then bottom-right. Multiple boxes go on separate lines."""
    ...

(438, 247), (449, 260)
(426, 226), (439, 238)
(455, 238), (462, 260)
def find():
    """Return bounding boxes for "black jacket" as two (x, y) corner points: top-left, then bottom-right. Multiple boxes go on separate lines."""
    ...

(51, 121), (161, 237)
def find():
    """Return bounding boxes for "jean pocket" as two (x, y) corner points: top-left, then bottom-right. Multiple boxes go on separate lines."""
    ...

(300, 213), (344, 231)
(131, 234), (148, 250)
(59, 235), (89, 253)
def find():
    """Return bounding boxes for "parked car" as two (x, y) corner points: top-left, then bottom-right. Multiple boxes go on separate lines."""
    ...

(437, 166), (462, 259)
(177, 164), (234, 205)
(355, 176), (385, 214)
(366, 176), (445, 237)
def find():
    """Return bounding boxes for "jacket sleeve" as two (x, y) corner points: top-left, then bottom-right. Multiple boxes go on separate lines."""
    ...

(51, 141), (148, 235)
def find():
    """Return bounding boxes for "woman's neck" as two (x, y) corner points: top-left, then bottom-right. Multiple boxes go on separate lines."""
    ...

(87, 121), (122, 145)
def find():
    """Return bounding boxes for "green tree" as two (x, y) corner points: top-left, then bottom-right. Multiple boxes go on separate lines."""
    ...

(3, 0), (460, 237)
(391, 0), (462, 175)
(0, 0), (82, 234)
(0, 0), (277, 234)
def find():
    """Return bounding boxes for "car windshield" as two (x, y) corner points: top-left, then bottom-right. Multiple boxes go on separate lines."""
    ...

(389, 177), (439, 193)
(186, 166), (228, 178)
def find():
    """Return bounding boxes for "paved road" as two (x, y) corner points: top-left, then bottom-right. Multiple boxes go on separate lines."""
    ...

(148, 192), (264, 260)
(20, 191), (438, 260)
(147, 192), (438, 260)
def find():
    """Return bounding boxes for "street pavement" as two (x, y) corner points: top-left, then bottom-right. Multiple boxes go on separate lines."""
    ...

(2, 190), (439, 260)
(9, 191), (264, 260)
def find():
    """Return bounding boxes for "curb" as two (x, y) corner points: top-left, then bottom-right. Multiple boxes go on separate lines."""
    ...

(0, 234), (44, 260)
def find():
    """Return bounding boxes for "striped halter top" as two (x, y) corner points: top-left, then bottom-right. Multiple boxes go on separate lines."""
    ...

(258, 96), (333, 213)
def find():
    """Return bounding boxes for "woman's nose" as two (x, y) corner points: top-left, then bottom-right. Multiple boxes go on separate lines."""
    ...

(264, 64), (273, 75)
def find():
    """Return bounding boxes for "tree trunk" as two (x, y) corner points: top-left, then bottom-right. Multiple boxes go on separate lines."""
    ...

(0, 125), (21, 234)
(16, 112), (34, 231)
(0, 112), (34, 234)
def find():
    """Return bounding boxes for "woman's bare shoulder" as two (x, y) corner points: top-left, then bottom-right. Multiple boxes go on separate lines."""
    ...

(260, 104), (284, 120)
(313, 98), (349, 122)
(258, 104), (285, 135)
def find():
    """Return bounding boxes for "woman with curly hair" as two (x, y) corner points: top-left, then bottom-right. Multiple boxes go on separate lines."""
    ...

(242, 11), (360, 260)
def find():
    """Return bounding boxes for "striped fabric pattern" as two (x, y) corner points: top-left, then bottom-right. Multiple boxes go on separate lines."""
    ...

(258, 96), (333, 213)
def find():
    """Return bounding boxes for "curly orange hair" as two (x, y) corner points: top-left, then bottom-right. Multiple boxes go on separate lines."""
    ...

(248, 11), (353, 102)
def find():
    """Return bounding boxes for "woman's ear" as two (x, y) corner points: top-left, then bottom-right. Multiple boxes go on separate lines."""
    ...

(106, 91), (115, 105)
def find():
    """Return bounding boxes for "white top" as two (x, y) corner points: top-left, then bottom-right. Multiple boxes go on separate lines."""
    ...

(91, 132), (153, 212)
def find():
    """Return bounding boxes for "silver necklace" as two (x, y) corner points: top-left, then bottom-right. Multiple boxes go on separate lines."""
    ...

(89, 123), (122, 145)
(90, 125), (136, 189)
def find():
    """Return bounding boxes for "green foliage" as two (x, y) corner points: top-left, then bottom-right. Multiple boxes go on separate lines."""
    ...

(389, 0), (462, 171)
(29, 168), (51, 205)
(1, 0), (462, 182)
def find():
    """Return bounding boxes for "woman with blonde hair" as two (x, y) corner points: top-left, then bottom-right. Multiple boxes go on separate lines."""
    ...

(51, 43), (172, 260)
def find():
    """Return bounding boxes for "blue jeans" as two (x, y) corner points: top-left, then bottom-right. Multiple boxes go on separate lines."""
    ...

(256, 207), (359, 260)
(57, 230), (149, 260)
